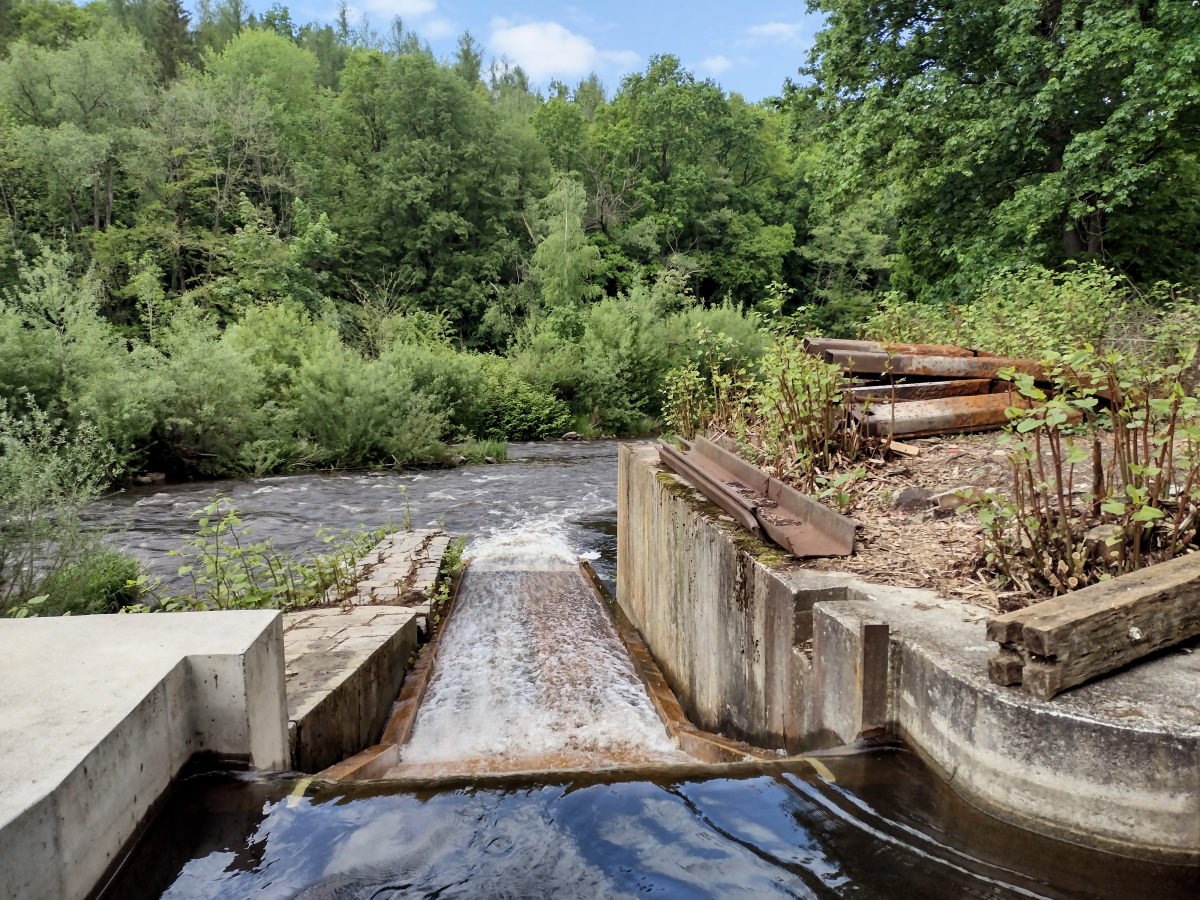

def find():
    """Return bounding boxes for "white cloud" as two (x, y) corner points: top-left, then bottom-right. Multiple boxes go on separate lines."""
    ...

(489, 19), (637, 82)
(422, 16), (456, 39)
(741, 19), (820, 47)
(699, 55), (732, 75)
(362, 0), (436, 15)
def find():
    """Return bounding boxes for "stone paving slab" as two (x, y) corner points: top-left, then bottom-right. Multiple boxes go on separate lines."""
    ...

(283, 606), (420, 772)
(341, 529), (451, 608)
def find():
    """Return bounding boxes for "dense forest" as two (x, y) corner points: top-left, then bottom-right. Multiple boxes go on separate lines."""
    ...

(1, 0), (1199, 484)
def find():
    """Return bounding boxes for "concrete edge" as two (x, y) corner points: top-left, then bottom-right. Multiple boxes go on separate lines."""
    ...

(0, 612), (288, 900)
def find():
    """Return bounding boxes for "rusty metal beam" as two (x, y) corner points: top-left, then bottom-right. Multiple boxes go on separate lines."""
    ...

(852, 393), (1042, 438)
(659, 437), (856, 558)
(803, 337), (977, 358)
(846, 378), (995, 403)
(657, 442), (762, 536)
(821, 348), (1045, 381)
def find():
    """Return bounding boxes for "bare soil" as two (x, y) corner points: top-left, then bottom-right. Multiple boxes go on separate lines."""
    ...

(799, 432), (1017, 611)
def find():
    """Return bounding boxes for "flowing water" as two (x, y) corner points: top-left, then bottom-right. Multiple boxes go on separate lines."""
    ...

(390, 524), (688, 777)
(87, 440), (625, 592)
(89, 442), (1200, 898)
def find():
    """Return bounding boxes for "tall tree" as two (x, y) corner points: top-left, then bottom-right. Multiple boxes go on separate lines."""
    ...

(807, 0), (1200, 296)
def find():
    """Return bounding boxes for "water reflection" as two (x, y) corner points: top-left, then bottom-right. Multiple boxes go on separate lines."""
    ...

(103, 750), (1200, 900)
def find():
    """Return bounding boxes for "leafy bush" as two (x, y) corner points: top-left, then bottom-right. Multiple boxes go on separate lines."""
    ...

(21, 547), (142, 616)
(862, 264), (1129, 357)
(294, 343), (446, 467)
(663, 330), (870, 493)
(0, 403), (126, 615)
(973, 347), (1200, 596)
(153, 305), (273, 475)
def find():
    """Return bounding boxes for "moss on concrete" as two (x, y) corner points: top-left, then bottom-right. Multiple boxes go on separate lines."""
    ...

(655, 468), (791, 569)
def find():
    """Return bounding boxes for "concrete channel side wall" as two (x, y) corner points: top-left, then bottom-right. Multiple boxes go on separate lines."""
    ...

(0, 612), (288, 900)
(617, 442), (1200, 859)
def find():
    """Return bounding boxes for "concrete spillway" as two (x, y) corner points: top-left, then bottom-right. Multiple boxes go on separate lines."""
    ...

(386, 522), (688, 779)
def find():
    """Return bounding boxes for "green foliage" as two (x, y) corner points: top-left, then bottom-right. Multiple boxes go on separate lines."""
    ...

(21, 547), (142, 616)
(294, 342), (445, 468)
(129, 497), (391, 611)
(663, 328), (871, 494)
(863, 264), (1131, 358)
(807, 0), (1200, 298)
(451, 439), (507, 465)
(972, 348), (1200, 596)
(0, 401), (126, 615)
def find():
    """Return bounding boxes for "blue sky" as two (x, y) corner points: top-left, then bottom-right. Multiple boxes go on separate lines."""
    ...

(274, 1), (824, 101)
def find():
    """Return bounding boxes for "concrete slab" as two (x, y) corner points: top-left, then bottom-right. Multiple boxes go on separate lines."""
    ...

(283, 605), (419, 773)
(0, 611), (287, 900)
(814, 589), (1200, 860)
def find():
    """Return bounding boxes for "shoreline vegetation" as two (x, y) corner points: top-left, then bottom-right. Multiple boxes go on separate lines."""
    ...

(2, 1), (1198, 615)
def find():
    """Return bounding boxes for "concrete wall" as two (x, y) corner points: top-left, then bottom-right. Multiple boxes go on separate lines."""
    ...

(617, 441), (1200, 860)
(619, 442), (852, 750)
(284, 606), (420, 773)
(0, 612), (288, 900)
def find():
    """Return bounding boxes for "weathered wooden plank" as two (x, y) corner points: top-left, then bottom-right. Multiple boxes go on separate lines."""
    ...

(822, 349), (1046, 381)
(988, 647), (1026, 686)
(986, 552), (1200, 699)
(986, 617), (1026, 645)
(847, 378), (995, 403)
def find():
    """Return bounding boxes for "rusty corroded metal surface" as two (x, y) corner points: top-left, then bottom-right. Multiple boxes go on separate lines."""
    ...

(657, 442), (762, 535)
(853, 393), (1082, 438)
(657, 437), (856, 557)
(820, 348), (1046, 381)
(852, 393), (1024, 438)
(845, 378), (995, 403)
(803, 337), (977, 358)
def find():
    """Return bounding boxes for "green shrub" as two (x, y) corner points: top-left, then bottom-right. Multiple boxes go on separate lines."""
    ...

(153, 305), (272, 475)
(383, 342), (491, 439)
(0, 403), (122, 615)
(478, 358), (574, 440)
(26, 547), (142, 616)
(294, 343), (446, 467)
(973, 347), (1200, 596)
(225, 301), (342, 400)
(862, 264), (1129, 357)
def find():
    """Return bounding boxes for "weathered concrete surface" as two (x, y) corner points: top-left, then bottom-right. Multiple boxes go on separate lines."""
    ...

(0, 612), (287, 900)
(343, 530), (448, 627)
(618, 441), (1200, 859)
(284, 605), (419, 773)
(618, 442), (848, 750)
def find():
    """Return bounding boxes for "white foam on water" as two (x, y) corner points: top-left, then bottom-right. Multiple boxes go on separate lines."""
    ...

(397, 504), (686, 774)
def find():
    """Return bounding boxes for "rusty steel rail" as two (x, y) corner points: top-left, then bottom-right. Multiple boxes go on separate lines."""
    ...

(803, 337), (977, 358)
(851, 393), (1024, 438)
(657, 437), (855, 558)
(845, 378), (996, 403)
(819, 348), (1046, 381)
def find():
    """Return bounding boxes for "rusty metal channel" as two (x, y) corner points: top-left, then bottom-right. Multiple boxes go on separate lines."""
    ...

(658, 437), (855, 558)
